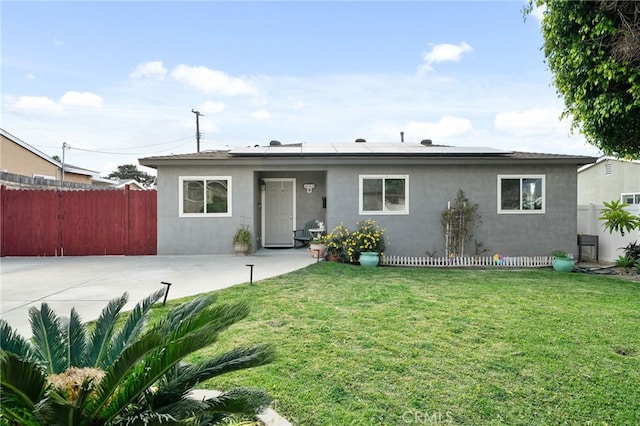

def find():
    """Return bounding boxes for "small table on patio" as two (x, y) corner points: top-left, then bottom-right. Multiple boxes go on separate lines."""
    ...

(308, 228), (325, 240)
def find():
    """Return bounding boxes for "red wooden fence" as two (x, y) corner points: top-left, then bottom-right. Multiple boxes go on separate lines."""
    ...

(0, 186), (156, 256)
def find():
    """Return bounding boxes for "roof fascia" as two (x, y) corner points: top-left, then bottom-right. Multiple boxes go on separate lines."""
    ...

(141, 155), (597, 168)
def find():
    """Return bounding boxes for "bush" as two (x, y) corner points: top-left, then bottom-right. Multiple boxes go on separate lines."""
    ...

(622, 241), (640, 261)
(615, 255), (636, 271)
(326, 219), (386, 264)
(0, 291), (274, 425)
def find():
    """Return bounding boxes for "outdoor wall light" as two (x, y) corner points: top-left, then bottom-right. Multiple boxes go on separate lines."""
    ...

(303, 183), (316, 193)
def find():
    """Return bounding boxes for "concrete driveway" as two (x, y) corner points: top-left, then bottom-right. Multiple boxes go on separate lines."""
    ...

(1, 249), (316, 337)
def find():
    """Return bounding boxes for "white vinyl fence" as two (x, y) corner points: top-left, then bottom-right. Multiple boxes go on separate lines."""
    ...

(577, 204), (640, 262)
(382, 255), (552, 268)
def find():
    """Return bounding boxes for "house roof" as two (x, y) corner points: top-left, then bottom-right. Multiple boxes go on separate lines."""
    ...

(139, 142), (597, 168)
(577, 156), (640, 173)
(1, 128), (98, 176)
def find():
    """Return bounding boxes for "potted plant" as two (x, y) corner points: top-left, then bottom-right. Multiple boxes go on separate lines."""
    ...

(552, 250), (575, 272)
(310, 236), (327, 259)
(352, 218), (386, 267)
(233, 226), (252, 255)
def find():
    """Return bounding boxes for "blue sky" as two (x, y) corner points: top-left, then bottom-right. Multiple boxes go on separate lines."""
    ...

(2, 1), (601, 176)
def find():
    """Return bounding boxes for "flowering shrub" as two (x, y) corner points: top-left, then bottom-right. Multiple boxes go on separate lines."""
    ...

(326, 219), (386, 264)
(324, 223), (352, 262)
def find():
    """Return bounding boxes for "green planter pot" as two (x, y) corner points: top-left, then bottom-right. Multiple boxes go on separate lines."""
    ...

(552, 257), (575, 272)
(359, 252), (380, 267)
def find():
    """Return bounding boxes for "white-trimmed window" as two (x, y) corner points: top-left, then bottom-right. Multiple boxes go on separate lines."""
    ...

(359, 175), (408, 215)
(498, 175), (545, 214)
(179, 176), (232, 217)
(621, 193), (640, 205)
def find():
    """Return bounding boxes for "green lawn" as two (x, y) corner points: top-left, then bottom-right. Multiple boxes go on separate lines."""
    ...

(153, 263), (640, 425)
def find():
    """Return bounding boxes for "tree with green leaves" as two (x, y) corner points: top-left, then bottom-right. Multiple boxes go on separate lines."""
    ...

(107, 164), (156, 187)
(527, 1), (640, 158)
(599, 199), (639, 236)
(1, 290), (274, 425)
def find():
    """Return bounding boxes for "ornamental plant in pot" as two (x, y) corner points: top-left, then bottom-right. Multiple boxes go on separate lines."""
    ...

(310, 236), (327, 259)
(233, 226), (252, 255)
(552, 250), (575, 272)
(351, 218), (386, 267)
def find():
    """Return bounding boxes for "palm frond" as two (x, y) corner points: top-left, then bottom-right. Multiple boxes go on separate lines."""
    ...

(113, 411), (179, 426)
(29, 303), (67, 374)
(98, 322), (224, 422)
(64, 308), (88, 369)
(158, 302), (251, 344)
(162, 293), (217, 331)
(99, 300), (251, 422)
(202, 387), (272, 416)
(132, 396), (207, 422)
(86, 330), (165, 423)
(86, 293), (128, 369)
(104, 288), (165, 368)
(43, 380), (91, 426)
(157, 345), (275, 402)
(0, 350), (49, 416)
(0, 319), (36, 362)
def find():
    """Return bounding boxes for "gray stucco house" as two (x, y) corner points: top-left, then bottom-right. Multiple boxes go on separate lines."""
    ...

(139, 140), (595, 257)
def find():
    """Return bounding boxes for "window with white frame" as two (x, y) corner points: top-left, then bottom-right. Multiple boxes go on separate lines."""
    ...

(498, 175), (545, 213)
(621, 193), (640, 205)
(179, 176), (232, 217)
(359, 175), (408, 214)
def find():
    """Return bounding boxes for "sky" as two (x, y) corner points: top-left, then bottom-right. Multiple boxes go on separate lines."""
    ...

(1, 1), (603, 177)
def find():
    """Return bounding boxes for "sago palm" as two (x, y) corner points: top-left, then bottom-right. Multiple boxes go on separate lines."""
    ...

(0, 290), (275, 425)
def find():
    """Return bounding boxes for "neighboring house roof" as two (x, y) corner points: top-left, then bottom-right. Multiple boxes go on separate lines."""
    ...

(113, 179), (148, 190)
(140, 142), (596, 168)
(578, 156), (640, 173)
(1, 128), (98, 177)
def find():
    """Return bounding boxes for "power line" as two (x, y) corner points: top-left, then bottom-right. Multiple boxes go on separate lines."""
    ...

(67, 139), (193, 156)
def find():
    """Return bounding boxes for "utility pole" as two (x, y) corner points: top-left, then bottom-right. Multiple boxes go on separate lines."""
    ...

(191, 109), (204, 152)
(61, 142), (70, 183)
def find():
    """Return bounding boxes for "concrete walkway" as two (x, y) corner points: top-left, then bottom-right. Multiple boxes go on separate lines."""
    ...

(1, 248), (316, 337)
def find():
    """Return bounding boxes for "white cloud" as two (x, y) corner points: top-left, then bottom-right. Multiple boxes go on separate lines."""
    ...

(200, 101), (225, 114)
(171, 65), (256, 96)
(406, 116), (473, 140)
(60, 91), (103, 107)
(129, 61), (168, 79)
(251, 109), (271, 120)
(54, 39), (64, 47)
(6, 96), (62, 114)
(494, 108), (566, 137)
(419, 42), (473, 73)
(26, 74), (36, 80)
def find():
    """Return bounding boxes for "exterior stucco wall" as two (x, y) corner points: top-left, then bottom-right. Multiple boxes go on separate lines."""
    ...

(156, 161), (579, 257)
(156, 165), (327, 254)
(1, 135), (92, 185)
(157, 165), (255, 255)
(325, 163), (578, 257)
(1, 134), (60, 179)
(577, 160), (640, 204)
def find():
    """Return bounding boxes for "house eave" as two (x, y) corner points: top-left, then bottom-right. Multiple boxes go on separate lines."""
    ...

(140, 153), (597, 169)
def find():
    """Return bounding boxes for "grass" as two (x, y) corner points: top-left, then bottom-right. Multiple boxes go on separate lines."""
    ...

(152, 263), (640, 425)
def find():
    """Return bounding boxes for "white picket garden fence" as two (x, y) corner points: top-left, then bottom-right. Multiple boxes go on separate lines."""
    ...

(381, 255), (553, 268)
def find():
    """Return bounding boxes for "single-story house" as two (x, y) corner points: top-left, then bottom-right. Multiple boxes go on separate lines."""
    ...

(140, 140), (596, 257)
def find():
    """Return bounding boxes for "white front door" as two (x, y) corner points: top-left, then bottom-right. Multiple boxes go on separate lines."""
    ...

(262, 178), (296, 247)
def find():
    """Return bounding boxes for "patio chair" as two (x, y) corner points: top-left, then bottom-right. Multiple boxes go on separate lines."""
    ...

(293, 219), (319, 248)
